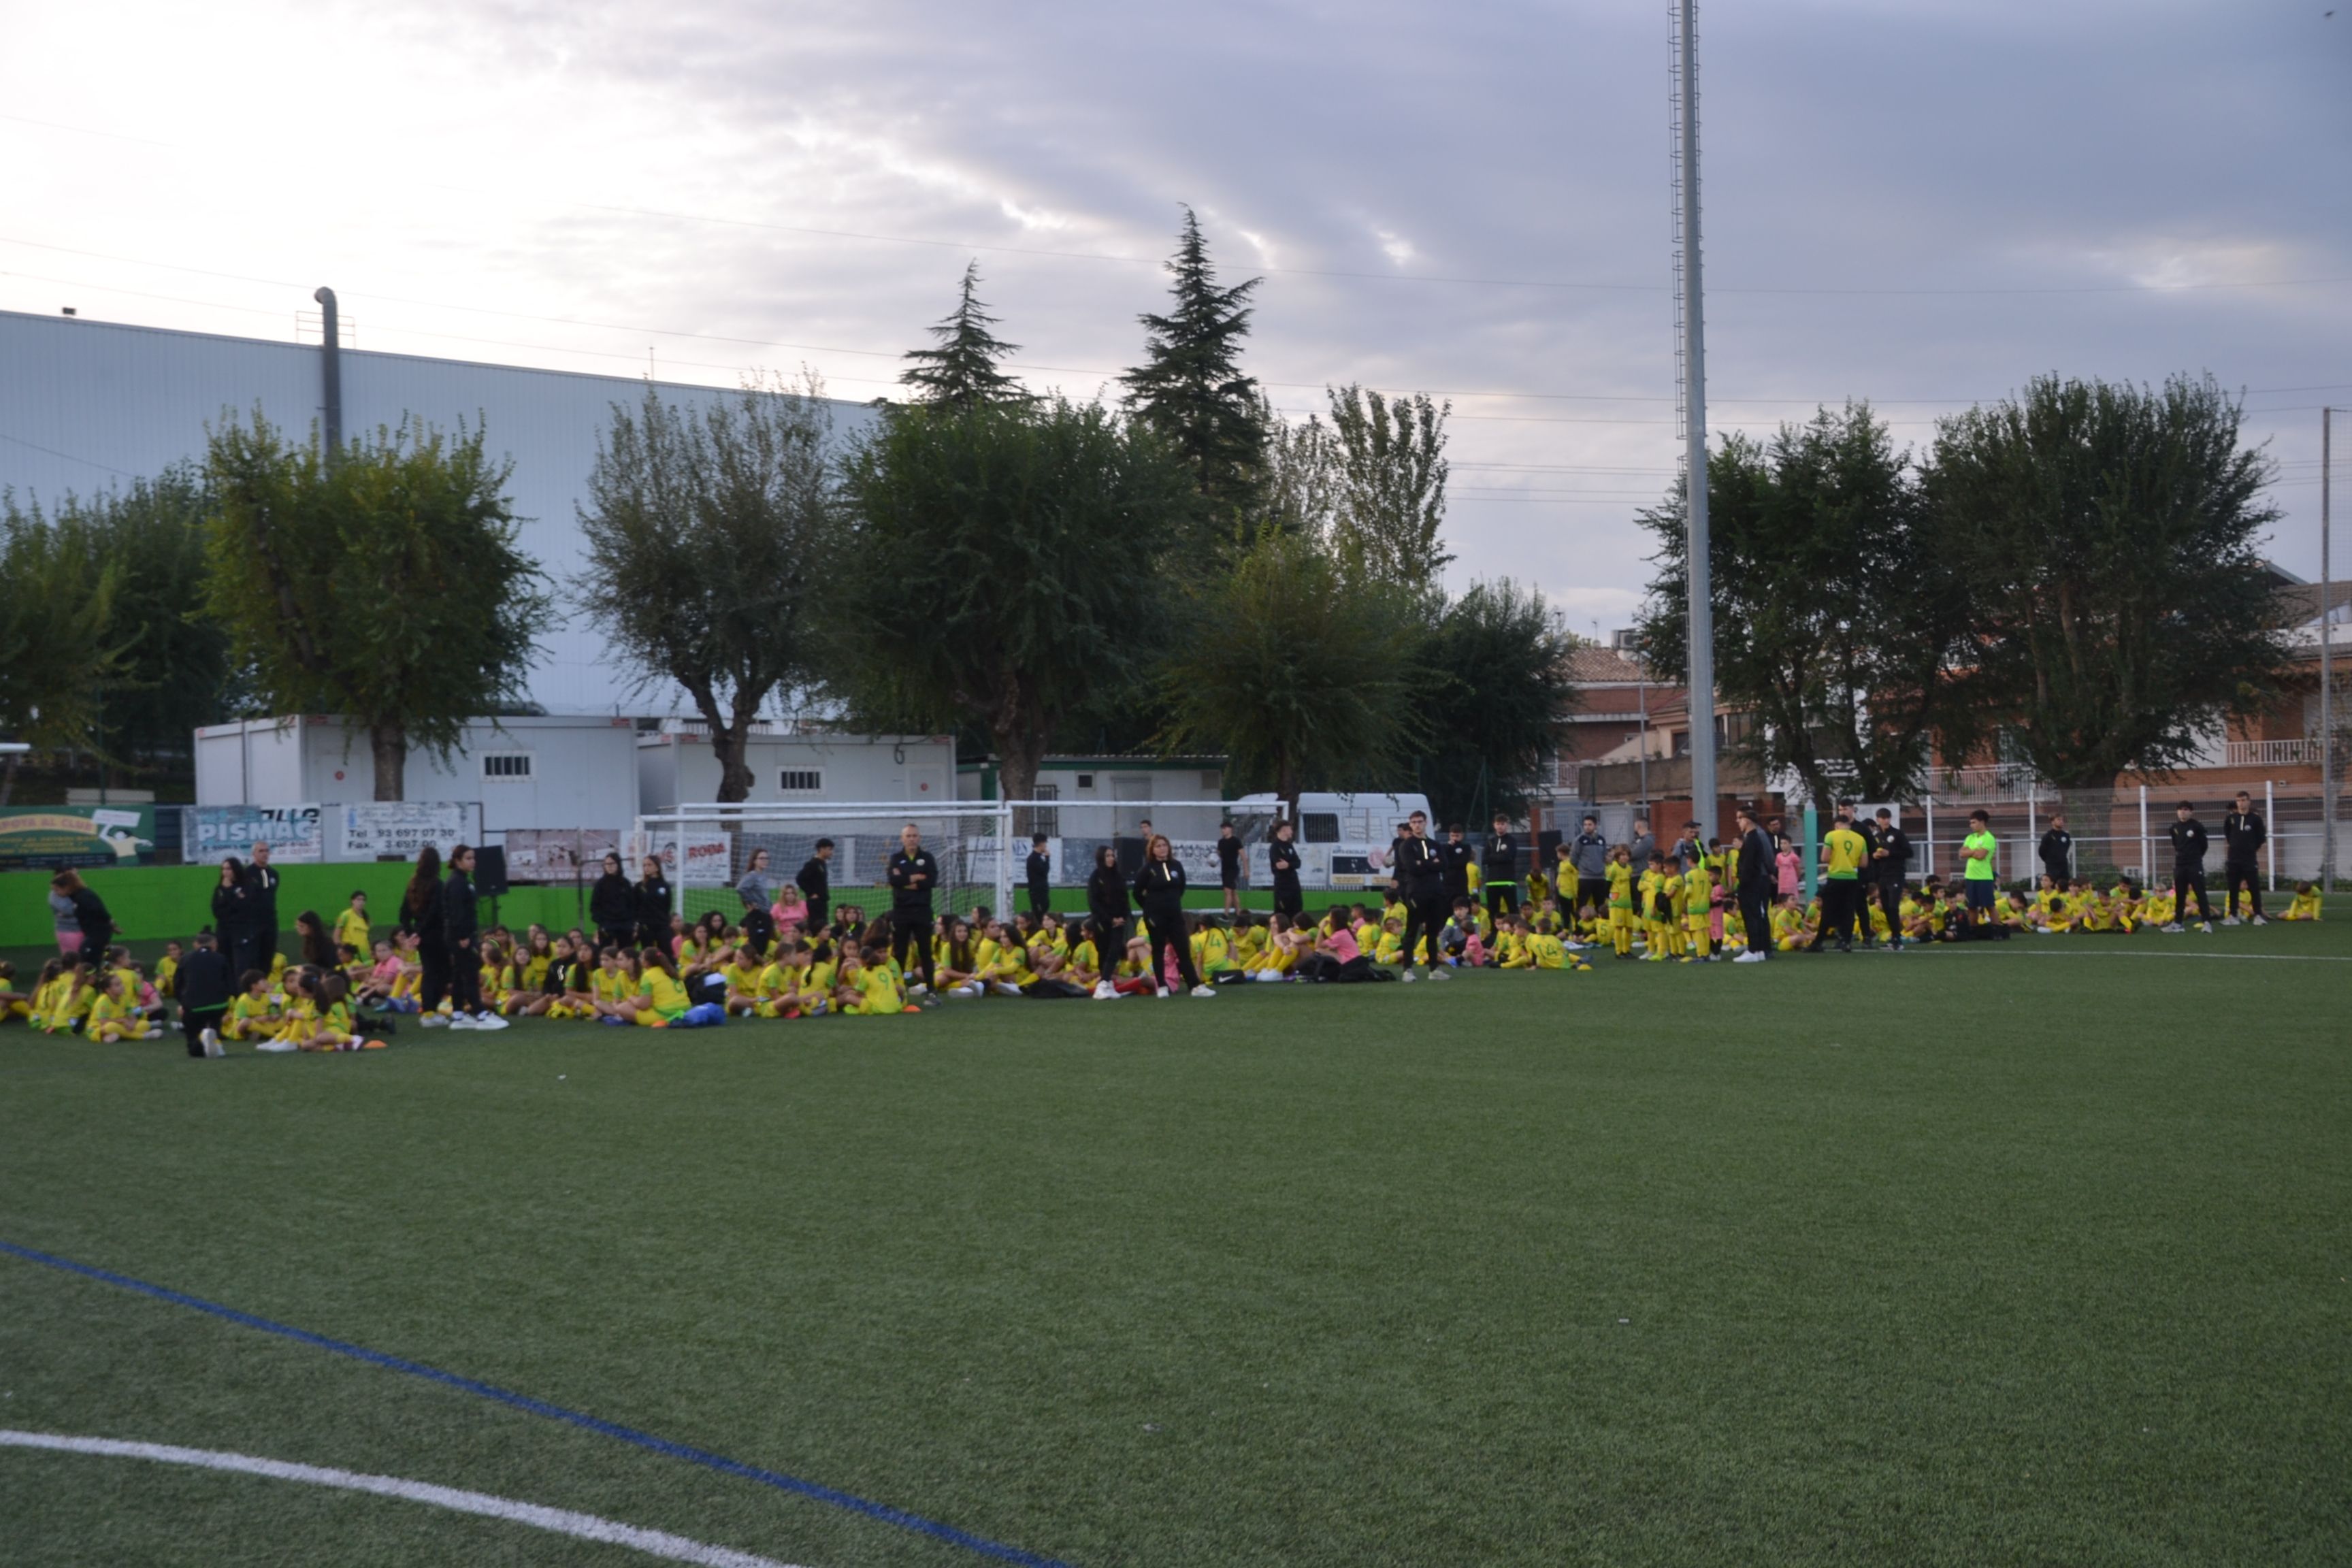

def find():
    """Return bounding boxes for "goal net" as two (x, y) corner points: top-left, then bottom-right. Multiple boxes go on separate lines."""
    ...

(632, 803), (1014, 936)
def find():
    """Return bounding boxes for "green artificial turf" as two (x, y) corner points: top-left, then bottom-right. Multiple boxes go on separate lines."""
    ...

(3, 930), (2349, 1567)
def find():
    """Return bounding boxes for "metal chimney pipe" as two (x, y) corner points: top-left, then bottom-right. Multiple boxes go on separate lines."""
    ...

(312, 286), (342, 458)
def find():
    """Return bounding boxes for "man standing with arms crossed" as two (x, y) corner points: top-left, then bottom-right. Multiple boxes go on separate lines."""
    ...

(1394, 811), (1450, 981)
(1732, 806), (1775, 962)
(2164, 802), (2215, 933)
(887, 821), (941, 994)
(1960, 810), (2000, 938)
(2222, 790), (2268, 924)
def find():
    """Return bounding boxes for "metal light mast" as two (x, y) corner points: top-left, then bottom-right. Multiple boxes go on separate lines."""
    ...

(1671, 0), (1716, 828)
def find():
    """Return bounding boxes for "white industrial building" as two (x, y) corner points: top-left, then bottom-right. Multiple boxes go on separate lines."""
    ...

(195, 715), (642, 836)
(0, 306), (874, 715)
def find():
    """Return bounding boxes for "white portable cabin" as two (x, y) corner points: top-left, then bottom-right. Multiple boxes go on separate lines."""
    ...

(193, 715), (642, 836)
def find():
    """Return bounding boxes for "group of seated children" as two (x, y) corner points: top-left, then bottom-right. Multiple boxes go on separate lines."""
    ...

(5, 946), (171, 1041)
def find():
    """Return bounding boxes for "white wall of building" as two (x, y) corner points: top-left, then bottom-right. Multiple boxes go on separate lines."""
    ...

(636, 733), (956, 813)
(0, 308), (875, 715)
(194, 715), (640, 832)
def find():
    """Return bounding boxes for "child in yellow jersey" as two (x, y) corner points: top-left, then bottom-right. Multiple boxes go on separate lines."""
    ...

(721, 952), (768, 1016)
(1678, 853), (1714, 962)
(836, 951), (915, 1015)
(335, 892), (372, 958)
(1065, 934), (1102, 989)
(1373, 917), (1404, 966)
(2076, 890), (2117, 932)
(154, 941), (182, 1000)
(1494, 921), (1531, 968)
(86, 973), (161, 1041)
(1770, 895), (1806, 952)
(220, 971), (276, 1042)
(1605, 849), (1635, 958)
(39, 962), (97, 1034)
(630, 951), (691, 1028)
(1190, 918), (1235, 979)
(1230, 917), (1265, 968)
(1526, 923), (1588, 970)
(296, 975), (382, 1051)
(0, 961), (27, 1022)
(2283, 881), (2323, 921)
(1637, 856), (1670, 960)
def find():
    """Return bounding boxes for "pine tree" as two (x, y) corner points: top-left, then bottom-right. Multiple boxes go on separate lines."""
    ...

(1122, 207), (1268, 528)
(899, 261), (1027, 409)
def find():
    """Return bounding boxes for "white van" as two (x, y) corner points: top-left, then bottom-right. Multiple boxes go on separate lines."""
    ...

(1229, 790), (1435, 889)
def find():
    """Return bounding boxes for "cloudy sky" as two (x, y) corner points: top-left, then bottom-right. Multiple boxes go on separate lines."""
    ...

(3, 0), (2346, 630)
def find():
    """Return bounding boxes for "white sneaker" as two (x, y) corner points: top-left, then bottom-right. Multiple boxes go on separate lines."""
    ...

(1155, 987), (1171, 999)
(255, 1039), (297, 1053)
(2198, 923), (2212, 934)
(909, 983), (930, 995)
(419, 1013), (448, 1028)
(1399, 970), (1418, 983)
(1091, 981), (1116, 1000)
(2223, 915), (2241, 927)
(2161, 923), (2183, 934)
(200, 1027), (224, 1057)
(447, 1013), (477, 1030)
(1733, 950), (1767, 963)
(1429, 968), (1452, 981)
(1189, 983), (1217, 998)
(992, 982), (1023, 997)
(2253, 914), (2269, 925)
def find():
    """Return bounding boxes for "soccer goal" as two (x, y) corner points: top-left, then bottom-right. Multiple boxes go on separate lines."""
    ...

(632, 802), (1017, 932)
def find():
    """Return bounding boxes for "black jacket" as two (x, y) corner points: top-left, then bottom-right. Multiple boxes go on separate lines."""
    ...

(175, 944), (235, 1013)
(589, 871), (636, 930)
(2038, 828), (2073, 875)
(404, 878), (444, 943)
(2168, 818), (2208, 868)
(1870, 826), (1912, 880)
(634, 874), (672, 932)
(1134, 858), (1188, 911)
(1439, 840), (1475, 898)
(1267, 838), (1301, 887)
(242, 862), (280, 931)
(444, 869), (479, 944)
(210, 880), (252, 938)
(796, 855), (830, 902)
(2223, 810), (2267, 862)
(887, 848), (939, 913)
(1395, 835), (1445, 900)
(1736, 826), (1775, 893)
(1484, 832), (1519, 880)
(1087, 864), (1132, 928)
(1025, 849), (1051, 891)
(69, 887), (114, 953)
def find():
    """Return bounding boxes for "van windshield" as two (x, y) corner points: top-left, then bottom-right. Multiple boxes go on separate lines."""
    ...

(1302, 813), (1340, 845)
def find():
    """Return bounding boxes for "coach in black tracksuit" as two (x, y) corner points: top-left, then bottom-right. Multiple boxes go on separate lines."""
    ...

(1734, 808), (1775, 958)
(1483, 816), (1520, 917)
(1867, 808), (1911, 950)
(1395, 813), (1448, 972)
(2168, 804), (2214, 926)
(1266, 821), (1303, 917)
(634, 859), (673, 950)
(887, 826), (940, 992)
(589, 853), (636, 948)
(2223, 791), (2267, 921)
(444, 846), (485, 1019)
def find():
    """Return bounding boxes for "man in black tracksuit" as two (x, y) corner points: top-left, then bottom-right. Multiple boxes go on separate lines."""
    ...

(2168, 803), (2214, 930)
(796, 840), (833, 931)
(1439, 823), (1475, 910)
(1733, 807), (1774, 960)
(634, 858), (673, 951)
(1394, 811), (1450, 978)
(1483, 815), (1520, 917)
(1025, 836), (1052, 917)
(1869, 807), (1912, 951)
(445, 845), (487, 1022)
(886, 823), (940, 992)
(176, 930), (233, 1058)
(240, 841), (282, 977)
(2223, 791), (2268, 923)
(2038, 815), (2074, 887)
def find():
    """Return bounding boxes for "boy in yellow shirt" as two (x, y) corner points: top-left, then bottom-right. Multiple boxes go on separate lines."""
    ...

(1680, 851), (1714, 962)
(2282, 881), (2323, 921)
(1605, 849), (1636, 958)
(335, 892), (372, 958)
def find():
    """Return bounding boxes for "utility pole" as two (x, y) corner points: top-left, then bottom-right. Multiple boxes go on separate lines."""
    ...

(2325, 406), (2336, 889)
(1671, 0), (1716, 834)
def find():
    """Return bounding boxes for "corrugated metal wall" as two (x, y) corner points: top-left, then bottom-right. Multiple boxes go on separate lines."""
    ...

(0, 308), (875, 715)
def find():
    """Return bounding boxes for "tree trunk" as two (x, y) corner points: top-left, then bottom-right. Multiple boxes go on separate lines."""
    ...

(0, 753), (15, 806)
(2060, 777), (2121, 877)
(371, 720), (406, 802)
(994, 725), (1047, 817)
(713, 719), (755, 803)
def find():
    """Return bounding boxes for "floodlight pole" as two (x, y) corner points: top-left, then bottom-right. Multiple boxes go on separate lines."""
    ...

(2323, 406), (2336, 889)
(1675, 0), (1717, 834)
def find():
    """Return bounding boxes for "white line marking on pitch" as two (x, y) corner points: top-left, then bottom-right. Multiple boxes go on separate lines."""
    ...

(0, 1429), (807, 1567)
(1993, 949), (2352, 962)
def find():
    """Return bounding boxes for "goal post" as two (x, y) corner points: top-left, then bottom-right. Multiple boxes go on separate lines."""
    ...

(632, 802), (1016, 932)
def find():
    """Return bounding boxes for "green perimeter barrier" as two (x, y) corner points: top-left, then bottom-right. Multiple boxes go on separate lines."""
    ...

(0, 864), (589, 950)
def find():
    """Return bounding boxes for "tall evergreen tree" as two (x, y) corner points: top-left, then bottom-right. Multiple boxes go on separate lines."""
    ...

(900, 261), (1027, 409)
(1122, 207), (1267, 532)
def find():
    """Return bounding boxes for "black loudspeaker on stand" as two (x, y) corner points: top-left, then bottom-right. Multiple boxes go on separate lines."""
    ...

(472, 845), (510, 898)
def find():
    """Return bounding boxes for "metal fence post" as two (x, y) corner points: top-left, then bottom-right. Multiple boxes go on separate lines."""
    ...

(2138, 786), (2149, 883)
(2266, 778), (2276, 892)
(1923, 794), (1935, 879)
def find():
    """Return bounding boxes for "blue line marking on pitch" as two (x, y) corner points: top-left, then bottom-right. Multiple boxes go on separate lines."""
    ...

(0, 1238), (1071, 1568)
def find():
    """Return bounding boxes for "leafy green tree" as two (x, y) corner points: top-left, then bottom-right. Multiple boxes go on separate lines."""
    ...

(1926, 373), (2287, 808)
(1328, 385), (1453, 586)
(203, 412), (549, 800)
(830, 397), (1200, 804)
(1156, 529), (1426, 815)
(578, 377), (836, 802)
(1122, 208), (1267, 536)
(1256, 397), (1337, 540)
(900, 261), (1028, 410)
(1416, 580), (1572, 825)
(0, 501), (120, 793)
(1638, 403), (1971, 804)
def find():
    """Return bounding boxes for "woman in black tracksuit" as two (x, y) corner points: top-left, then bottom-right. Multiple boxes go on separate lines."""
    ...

(1085, 845), (1130, 987)
(589, 852), (637, 948)
(634, 858), (674, 954)
(1133, 836), (1205, 995)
